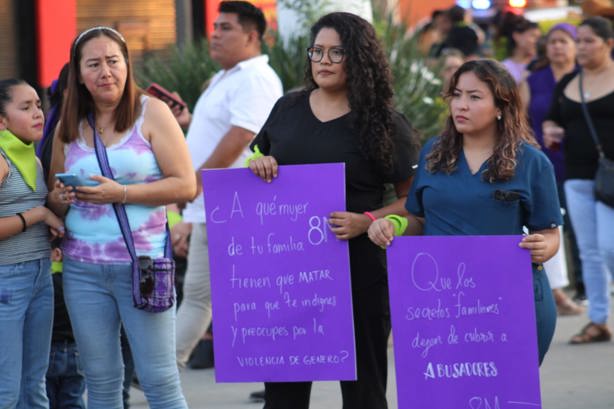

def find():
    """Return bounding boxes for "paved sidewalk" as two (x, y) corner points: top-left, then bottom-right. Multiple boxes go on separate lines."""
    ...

(129, 306), (614, 409)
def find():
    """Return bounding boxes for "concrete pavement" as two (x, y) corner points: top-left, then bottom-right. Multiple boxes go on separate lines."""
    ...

(129, 304), (614, 409)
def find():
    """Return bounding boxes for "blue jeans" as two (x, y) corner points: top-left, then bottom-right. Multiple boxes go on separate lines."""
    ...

(565, 179), (614, 324)
(0, 258), (53, 409)
(533, 268), (556, 365)
(46, 340), (86, 409)
(62, 257), (187, 409)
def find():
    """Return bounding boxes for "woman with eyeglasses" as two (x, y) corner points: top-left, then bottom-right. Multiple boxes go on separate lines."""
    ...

(47, 27), (195, 408)
(368, 59), (563, 365)
(248, 11), (420, 409)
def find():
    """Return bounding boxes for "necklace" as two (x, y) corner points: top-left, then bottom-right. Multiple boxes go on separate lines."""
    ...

(97, 126), (104, 135)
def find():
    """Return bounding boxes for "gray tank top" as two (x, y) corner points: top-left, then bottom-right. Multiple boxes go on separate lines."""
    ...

(0, 149), (50, 265)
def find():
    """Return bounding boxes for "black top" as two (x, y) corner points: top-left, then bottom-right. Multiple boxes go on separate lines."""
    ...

(443, 25), (479, 57)
(51, 273), (76, 343)
(547, 72), (614, 180)
(251, 90), (420, 290)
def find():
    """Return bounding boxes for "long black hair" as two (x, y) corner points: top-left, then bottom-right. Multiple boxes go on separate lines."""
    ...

(306, 12), (395, 173)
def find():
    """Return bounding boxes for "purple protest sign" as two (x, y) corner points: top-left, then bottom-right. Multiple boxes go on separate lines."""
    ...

(202, 164), (356, 382)
(388, 236), (541, 409)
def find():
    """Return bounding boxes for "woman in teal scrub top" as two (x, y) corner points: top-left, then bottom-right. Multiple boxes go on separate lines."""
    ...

(368, 59), (562, 364)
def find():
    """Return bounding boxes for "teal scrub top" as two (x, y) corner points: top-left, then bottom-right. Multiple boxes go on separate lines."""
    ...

(406, 138), (563, 236)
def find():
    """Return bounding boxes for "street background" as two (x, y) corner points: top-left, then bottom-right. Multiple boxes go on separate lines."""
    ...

(130, 301), (614, 409)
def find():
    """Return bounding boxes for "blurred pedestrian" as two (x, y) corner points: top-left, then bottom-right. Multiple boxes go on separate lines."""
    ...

(543, 16), (614, 344)
(442, 6), (481, 58)
(501, 17), (541, 83)
(38, 63), (69, 182)
(439, 48), (465, 93)
(519, 23), (585, 316)
(173, 0), (283, 369)
(46, 244), (86, 409)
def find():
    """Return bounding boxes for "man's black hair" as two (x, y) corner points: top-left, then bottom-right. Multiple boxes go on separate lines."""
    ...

(447, 5), (465, 25)
(219, 1), (266, 40)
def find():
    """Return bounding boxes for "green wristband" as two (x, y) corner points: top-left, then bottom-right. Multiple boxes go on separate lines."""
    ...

(244, 144), (264, 167)
(167, 210), (183, 230)
(384, 214), (408, 236)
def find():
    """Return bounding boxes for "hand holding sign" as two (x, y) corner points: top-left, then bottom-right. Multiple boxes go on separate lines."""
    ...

(248, 154), (278, 183)
(202, 164), (356, 383)
(388, 236), (542, 409)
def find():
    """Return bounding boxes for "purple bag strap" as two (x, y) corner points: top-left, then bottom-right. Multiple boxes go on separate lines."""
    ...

(87, 113), (172, 261)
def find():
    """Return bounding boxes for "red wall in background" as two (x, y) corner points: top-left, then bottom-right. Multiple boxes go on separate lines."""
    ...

(398, 0), (455, 28)
(36, 0), (77, 87)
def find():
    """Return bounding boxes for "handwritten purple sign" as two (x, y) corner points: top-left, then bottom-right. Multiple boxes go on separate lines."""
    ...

(202, 164), (356, 382)
(387, 236), (541, 409)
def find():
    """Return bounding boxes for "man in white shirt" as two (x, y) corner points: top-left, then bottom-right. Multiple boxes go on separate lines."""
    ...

(174, 0), (283, 367)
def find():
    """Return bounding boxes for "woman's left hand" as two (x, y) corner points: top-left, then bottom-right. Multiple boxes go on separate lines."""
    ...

(328, 211), (371, 241)
(74, 175), (125, 204)
(519, 234), (550, 264)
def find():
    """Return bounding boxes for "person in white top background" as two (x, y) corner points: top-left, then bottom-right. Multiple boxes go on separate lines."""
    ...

(172, 0), (283, 368)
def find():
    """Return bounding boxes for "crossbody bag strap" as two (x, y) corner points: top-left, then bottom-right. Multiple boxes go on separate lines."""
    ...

(578, 70), (606, 159)
(87, 113), (139, 262)
(87, 114), (173, 260)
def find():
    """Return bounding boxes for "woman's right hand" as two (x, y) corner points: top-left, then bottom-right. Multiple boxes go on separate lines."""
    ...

(42, 208), (65, 239)
(171, 221), (192, 258)
(542, 124), (565, 150)
(53, 180), (76, 205)
(248, 155), (278, 183)
(367, 218), (395, 248)
(28, 206), (65, 239)
(170, 92), (191, 128)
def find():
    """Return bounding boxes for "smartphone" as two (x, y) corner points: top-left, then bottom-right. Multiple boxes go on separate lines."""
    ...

(145, 83), (187, 110)
(55, 173), (100, 187)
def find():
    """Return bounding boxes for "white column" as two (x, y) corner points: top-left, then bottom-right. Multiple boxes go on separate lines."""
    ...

(277, 0), (373, 42)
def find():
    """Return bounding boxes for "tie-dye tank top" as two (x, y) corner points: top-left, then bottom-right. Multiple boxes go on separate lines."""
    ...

(63, 97), (166, 264)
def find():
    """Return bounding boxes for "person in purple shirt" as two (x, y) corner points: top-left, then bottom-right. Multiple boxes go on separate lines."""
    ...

(520, 23), (586, 315)
(501, 17), (541, 83)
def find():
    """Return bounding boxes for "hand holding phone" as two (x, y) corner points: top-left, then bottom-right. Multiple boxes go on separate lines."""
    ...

(55, 173), (100, 187)
(146, 83), (187, 111)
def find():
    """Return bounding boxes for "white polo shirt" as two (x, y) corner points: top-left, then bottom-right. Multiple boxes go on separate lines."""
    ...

(183, 55), (283, 224)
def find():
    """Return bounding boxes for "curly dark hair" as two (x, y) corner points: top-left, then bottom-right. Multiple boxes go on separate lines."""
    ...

(427, 59), (538, 183)
(306, 12), (395, 173)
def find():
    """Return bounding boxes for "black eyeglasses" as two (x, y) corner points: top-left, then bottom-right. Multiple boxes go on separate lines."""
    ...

(307, 46), (346, 64)
(138, 256), (155, 296)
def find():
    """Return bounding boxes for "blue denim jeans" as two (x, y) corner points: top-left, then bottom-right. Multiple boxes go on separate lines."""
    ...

(565, 179), (614, 324)
(0, 257), (53, 409)
(46, 340), (86, 409)
(62, 257), (187, 409)
(533, 267), (556, 365)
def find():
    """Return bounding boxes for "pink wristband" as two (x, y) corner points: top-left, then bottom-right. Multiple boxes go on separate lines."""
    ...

(364, 211), (376, 222)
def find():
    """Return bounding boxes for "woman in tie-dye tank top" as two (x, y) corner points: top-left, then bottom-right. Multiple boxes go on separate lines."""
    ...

(47, 27), (196, 409)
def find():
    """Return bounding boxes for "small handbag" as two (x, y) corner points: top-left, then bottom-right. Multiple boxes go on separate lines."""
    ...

(579, 70), (614, 208)
(88, 114), (176, 312)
